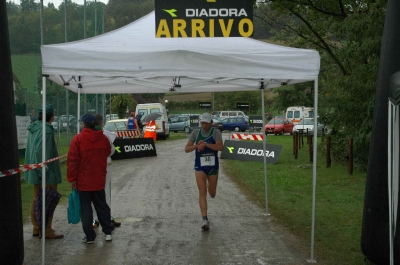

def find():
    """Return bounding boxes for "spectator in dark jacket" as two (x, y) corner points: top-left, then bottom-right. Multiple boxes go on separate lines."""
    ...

(67, 114), (114, 244)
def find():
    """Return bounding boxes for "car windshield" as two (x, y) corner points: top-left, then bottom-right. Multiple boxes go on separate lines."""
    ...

(104, 121), (126, 131)
(297, 119), (314, 125)
(268, 119), (284, 124)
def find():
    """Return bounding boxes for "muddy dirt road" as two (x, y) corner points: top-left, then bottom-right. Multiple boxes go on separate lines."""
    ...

(23, 135), (310, 265)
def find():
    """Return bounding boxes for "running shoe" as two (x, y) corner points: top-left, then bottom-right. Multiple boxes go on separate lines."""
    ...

(103, 233), (112, 241)
(82, 237), (94, 244)
(201, 219), (210, 231)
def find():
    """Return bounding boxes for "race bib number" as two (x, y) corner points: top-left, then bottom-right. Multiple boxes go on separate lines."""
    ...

(200, 154), (215, 167)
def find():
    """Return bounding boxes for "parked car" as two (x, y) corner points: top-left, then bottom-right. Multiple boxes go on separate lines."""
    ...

(169, 115), (192, 133)
(222, 117), (249, 132)
(106, 114), (119, 121)
(51, 116), (59, 131)
(292, 118), (325, 136)
(265, 117), (294, 135)
(136, 103), (169, 140)
(103, 119), (128, 132)
(216, 111), (247, 119)
(59, 115), (78, 132)
(68, 117), (82, 133)
(211, 118), (224, 131)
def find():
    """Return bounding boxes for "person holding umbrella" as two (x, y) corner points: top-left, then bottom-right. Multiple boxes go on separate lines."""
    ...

(185, 113), (223, 230)
(143, 112), (162, 141)
(24, 104), (64, 239)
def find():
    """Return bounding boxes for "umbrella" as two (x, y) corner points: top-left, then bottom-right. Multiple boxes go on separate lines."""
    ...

(142, 112), (163, 123)
(34, 187), (62, 229)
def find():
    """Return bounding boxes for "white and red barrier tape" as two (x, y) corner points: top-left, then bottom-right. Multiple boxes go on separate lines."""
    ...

(116, 130), (140, 138)
(230, 133), (264, 141)
(0, 154), (67, 178)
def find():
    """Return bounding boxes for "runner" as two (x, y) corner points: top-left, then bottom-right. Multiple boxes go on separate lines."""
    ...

(184, 113), (223, 230)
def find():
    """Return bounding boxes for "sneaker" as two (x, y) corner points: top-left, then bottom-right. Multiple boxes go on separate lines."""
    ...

(111, 220), (121, 227)
(104, 233), (112, 241)
(82, 237), (94, 244)
(201, 219), (210, 231)
(93, 220), (99, 228)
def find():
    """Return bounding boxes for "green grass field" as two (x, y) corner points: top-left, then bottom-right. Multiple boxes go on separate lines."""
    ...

(222, 135), (367, 265)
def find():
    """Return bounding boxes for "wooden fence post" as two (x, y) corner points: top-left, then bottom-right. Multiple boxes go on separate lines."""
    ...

(308, 135), (313, 162)
(326, 136), (331, 168)
(348, 138), (353, 174)
(294, 131), (298, 159)
(293, 132), (296, 155)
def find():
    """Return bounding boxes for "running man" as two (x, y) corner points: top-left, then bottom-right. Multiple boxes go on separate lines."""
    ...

(185, 113), (223, 230)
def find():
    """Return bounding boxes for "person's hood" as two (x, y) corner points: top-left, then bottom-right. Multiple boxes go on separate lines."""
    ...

(80, 127), (105, 142)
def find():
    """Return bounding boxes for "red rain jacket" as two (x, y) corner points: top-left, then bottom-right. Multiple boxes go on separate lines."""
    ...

(67, 128), (111, 191)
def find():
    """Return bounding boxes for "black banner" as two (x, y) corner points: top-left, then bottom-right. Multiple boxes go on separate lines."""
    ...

(155, 0), (253, 38)
(220, 140), (282, 164)
(111, 138), (157, 160)
(249, 115), (263, 128)
(199, 102), (212, 109)
(236, 101), (250, 110)
(190, 115), (200, 128)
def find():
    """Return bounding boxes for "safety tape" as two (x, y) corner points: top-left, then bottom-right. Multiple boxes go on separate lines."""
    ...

(231, 133), (264, 141)
(116, 130), (140, 138)
(0, 154), (67, 178)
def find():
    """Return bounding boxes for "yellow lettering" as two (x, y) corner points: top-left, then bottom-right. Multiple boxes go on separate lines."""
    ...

(209, 19), (214, 37)
(192, 19), (206, 37)
(219, 19), (234, 37)
(238, 18), (253, 37)
(173, 19), (187, 37)
(156, 20), (171, 38)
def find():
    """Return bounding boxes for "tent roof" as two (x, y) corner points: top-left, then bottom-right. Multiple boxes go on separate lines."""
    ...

(41, 11), (320, 94)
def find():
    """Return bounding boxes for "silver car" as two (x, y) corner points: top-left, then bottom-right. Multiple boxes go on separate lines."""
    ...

(292, 118), (325, 136)
(169, 115), (191, 133)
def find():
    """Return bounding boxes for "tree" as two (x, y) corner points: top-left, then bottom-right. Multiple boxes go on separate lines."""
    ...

(6, 1), (21, 16)
(132, 93), (165, 104)
(271, 82), (314, 112)
(111, 94), (136, 118)
(20, 0), (39, 12)
(214, 91), (262, 115)
(255, 0), (386, 169)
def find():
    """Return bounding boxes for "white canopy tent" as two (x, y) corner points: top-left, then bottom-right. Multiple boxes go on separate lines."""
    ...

(40, 11), (320, 263)
(41, 11), (319, 94)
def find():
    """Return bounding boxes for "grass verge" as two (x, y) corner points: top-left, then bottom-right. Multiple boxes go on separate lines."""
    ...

(222, 135), (367, 264)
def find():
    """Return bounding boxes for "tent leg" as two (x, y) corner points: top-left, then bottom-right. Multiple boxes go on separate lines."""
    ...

(261, 88), (270, 216)
(78, 88), (81, 127)
(41, 76), (47, 264)
(307, 79), (318, 264)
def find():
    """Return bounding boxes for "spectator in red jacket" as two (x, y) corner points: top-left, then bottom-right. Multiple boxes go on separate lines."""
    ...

(67, 114), (114, 244)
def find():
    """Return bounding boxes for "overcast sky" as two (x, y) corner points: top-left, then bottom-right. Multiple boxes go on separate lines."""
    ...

(11, 0), (108, 7)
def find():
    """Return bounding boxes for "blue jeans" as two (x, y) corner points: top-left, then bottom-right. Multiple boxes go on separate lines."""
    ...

(79, 190), (114, 241)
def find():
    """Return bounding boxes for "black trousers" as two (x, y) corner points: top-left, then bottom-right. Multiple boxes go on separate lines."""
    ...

(79, 190), (114, 241)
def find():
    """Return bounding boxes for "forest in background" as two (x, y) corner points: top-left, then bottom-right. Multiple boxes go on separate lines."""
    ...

(8, 0), (388, 169)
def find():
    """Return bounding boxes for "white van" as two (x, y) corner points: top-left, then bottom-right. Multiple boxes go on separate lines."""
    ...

(285, 106), (314, 125)
(106, 113), (119, 121)
(135, 103), (170, 140)
(216, 111), (246, 119)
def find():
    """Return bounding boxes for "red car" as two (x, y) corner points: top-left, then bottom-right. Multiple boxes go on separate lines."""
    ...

(265, 118), (294, 135)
